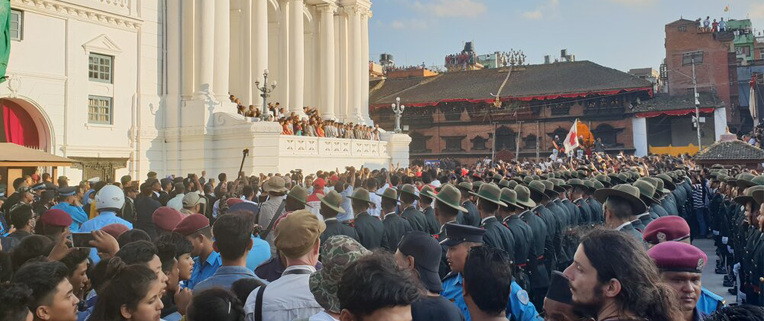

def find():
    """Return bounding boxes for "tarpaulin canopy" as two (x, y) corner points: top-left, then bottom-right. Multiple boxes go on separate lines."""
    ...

(0, 143), (75, 167)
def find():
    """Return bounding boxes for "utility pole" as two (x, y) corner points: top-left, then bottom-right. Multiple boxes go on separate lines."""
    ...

(536, 121), (540, 160)
(516, 121), (523, 161)
(491, 121), (497, 162)
(692, 58), (702, 151)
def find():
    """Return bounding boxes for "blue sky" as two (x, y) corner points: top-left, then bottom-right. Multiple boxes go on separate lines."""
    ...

(369, 0), (764, 72)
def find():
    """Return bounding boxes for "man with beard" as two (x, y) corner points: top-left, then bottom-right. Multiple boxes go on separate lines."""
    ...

(562, 229), (683, 320)
(647, 241), (710, 321)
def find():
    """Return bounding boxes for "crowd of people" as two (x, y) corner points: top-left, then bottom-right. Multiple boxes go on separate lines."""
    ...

(229, 95), (382, 140)
(2, 153), (764, 321)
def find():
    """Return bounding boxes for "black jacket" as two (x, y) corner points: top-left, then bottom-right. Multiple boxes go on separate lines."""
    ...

(320, 219), (359, 244)
(353, 212), (383, 250)
(381, 212), (413, 252)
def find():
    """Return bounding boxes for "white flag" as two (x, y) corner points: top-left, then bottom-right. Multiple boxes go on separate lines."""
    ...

(563, 119), (580, 153)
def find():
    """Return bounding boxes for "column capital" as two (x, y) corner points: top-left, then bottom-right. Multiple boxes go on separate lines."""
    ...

(316, 2), (338, 13)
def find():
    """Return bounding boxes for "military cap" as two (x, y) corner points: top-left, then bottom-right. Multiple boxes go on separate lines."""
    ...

(545, 271), (573, 304)
(59, 186), (77, 197)
(470, 183), (507, 207)
(101, 223), (130, 239)
(498, 179), (510, 188)
(583, 180), (596, 194)
(152, 207), (184, 232)
(172, 214), (210, 236)
(309, 235), (371, 313)
(594, 184), (647, 214)
(633, 179), (659, 205)
(378, 188), (399, 202)
(754, 189), (764, 206)
(348, 188), (374, 205)
(31, 183), (46, 192)
(120, 175), (132, 185)
(398, 231), (444, 292)
(735, 173), (758, 189)
(568, 178), (587, 190)
(147, 171), (158, 179)
(275, 209), (327, 257)
(457, 181), (473, 192)
(40, 209), (72, 227)
(513, 185), (536, 208)
(472, 181), (484, 192)
(577, 170), (588, 179)
(523, 176), (534, 185)
(528, 180), (550, 202)
(492, 173), (503, 182)
(591, 180), (605, 191)
(441, 223), (486, 246)
(500, 188), (523, 210)
(228, 202), (260, 216)
(541, 180), (558, 198)
(655, 174), (677, 191)
(182, 192), (206, 208)
(711, 164), (724, 169)
(399, 184), (419, 199)
(318, 190), (346, 213)
(287, 185), (312, 206)
(648, 241), (707, 273)
(643, 216), (690, 245)
(748, 175), (764, 187)
(734, 185), (764, 205)
(549, 179), (567, 193)
(607, 173), (623, 184)
(570, 171), (579, 179)
(507, 180), (518, 189)
(433, 184), (468, 213)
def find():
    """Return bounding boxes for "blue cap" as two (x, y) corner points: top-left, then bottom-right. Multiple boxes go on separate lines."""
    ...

(440, 223), (486, 246)
(31, 183), (46, 191)
(59, 186), (77, 197)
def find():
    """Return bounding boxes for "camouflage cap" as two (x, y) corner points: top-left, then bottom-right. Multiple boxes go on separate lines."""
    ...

(309, 235), (372, 313)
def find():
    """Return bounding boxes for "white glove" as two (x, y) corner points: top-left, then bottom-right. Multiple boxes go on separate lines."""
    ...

(722, 236), (729, 245)
(728, 245), (734, 254)
(713, 230), (720, 236)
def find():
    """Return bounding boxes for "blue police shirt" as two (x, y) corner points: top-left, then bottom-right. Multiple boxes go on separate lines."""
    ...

(697, 287), (724, 315)
(52, 202), (89, 232)
(79, 211), (133, 264)
(187, 250), (222, 290)
(441, 273), (538, 321)
(246, 235), (271, 271)
(194, 265), (265, 292)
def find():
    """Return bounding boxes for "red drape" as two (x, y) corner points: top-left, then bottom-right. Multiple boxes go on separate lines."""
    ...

(2, 100), (39, 148)
(635, 108), (715, 118)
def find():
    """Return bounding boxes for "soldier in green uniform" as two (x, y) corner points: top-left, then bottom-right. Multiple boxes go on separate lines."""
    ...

(318, 190), (358, 244)
(472, 183), (515, 260)
(419, 185), (441, 235)
(568, 179), (592, 225)
(348, 188), (383, 250)
(593, 184), (646, 243)
(528, 180), (559, 278)
(378, 188), (412, 252)
(632, 179), (659, 232)
(399, 184), (428, 232)
(457, 182), (481, 227)
(429, 184), (469, 279)
(515, 184), (550, 312)
(497, 187), (534, 292)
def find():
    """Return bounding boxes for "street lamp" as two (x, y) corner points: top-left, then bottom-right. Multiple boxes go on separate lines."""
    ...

(392, 97), (405, 133)
(255, 69), (277, 121)
(681, 51), (703, 151)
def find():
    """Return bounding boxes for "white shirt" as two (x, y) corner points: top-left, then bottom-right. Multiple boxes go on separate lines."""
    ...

(615, 221), (632, 231)
(368, 190), (382, 218)
(167, 194), (185, 211)
(245, 265), (322, 321)
(309, 311), (339, 321)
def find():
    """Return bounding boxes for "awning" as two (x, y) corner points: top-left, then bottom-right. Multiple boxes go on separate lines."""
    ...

(635, 107), (715, 118)
(0, 143), (76, 167)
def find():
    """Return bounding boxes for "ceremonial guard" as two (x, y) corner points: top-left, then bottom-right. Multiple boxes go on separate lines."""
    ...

(399, 184), (428, 232)
(378, 188), (412, 252)
(473, 183), (515, 260)
(457, 182), (481, 227)
(348, 188), (383, 249)
(318, 190), (358, 244)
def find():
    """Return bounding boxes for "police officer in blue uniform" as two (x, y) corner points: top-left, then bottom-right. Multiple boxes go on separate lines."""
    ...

(440, 223), (538, 321)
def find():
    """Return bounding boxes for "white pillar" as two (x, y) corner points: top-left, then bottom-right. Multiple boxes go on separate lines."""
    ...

(360, 9), (371, 124)
(213, 0), (230, 102)
(335, 10), (346, 121)
(288, 0), (305, 116)
(319, 4), (336, 120)
(252, 0), (269, 108)
(632, 117), (648, 157)
(347, 6), (363, 123)
(195, 0), (216, 98)
(714, 106), (728, 141)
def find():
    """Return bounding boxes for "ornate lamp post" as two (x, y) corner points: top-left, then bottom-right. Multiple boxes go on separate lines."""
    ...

(255, 69), (277, 120)
(392, 96), (405, 133)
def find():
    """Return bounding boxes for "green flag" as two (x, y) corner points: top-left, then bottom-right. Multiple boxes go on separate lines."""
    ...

(0, 0), (11, 84)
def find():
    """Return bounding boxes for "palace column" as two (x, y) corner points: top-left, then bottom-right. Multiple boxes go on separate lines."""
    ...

(347, 6), (363, 123)
(195, 0), (216, 98)
(288, 0), (305, 116)
(319, 4), (336, 120)
(252, 0), (269, 108)
(360, 9), (371, 124)
(213, 0), (231, 102)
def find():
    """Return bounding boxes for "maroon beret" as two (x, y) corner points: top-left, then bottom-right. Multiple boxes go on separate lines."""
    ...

(41, 209), (73, 227)
(172, 214), (210, 236)
(152, 206), (184, 232)
(643, 216), (690, 244)
(226, 198), (244, 207)
(100, 223), (130, 239)
(648, 241), (707, 273)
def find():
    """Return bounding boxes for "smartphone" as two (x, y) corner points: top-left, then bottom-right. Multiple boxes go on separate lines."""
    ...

(72, 233), (95, 248)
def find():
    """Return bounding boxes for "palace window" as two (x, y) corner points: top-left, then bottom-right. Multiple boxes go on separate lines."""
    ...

(88, 96), (112, 124)
(443, 136), (465, 152)
(471, 135), (487, 150)
(89, 53), (113, 83)
(523, 134), (537, 150)
(10, 10), (22, 41)
(410, 132), (430, 153)
(593, 124), (619, 146)
(495, 126), (516, 151)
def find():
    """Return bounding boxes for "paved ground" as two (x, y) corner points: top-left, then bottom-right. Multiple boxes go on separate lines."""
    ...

(695, 238), (737, 304)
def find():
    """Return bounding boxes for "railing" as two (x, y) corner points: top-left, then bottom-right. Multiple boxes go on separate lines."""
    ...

(280, 136), (388, 157)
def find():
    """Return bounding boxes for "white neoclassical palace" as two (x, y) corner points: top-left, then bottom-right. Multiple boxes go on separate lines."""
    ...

(1, 0), (407, 182)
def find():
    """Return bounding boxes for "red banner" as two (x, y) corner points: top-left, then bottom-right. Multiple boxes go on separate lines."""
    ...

(635, 107), (715, 118)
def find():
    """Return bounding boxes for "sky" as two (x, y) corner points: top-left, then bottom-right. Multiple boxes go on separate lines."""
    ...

(368, 0), (764, 72)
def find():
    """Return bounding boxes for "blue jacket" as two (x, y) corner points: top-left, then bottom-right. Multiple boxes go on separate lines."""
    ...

(52, 202), (89, 232)
(697, 287), (724, 315)
(441, 273), (538, 321)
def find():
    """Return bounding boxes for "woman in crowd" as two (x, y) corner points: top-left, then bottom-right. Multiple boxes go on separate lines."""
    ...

(186, 288), (245, 321)
(90, 258), (164, 321)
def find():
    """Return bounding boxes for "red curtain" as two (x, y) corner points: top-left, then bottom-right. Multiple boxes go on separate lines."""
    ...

(2, 100), (39, 148)
(635, 108), (715, 118)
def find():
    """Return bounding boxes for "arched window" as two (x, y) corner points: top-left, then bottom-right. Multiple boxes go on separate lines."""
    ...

(410, 132), (430, 153)
(495, 126), (516, 151)
(471, 135), (488, 150)
(593, 124), (619, 146)
(523, 135), (537, 150)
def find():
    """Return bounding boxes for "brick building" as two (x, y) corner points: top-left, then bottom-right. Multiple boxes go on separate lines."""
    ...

(369, 61), (653, 165)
